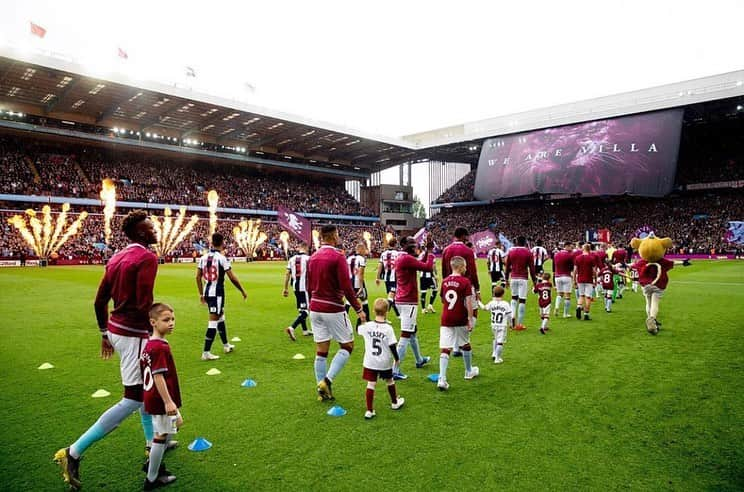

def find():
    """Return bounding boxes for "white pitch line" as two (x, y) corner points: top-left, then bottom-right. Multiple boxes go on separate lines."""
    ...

(674, 280), (744, 286)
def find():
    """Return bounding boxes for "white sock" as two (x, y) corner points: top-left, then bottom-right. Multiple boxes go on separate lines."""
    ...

(510, 300), (518, 321)
(439, 352), (449, 381)
(495, 344), (503, 360)
(564, 299), (571, 316)
(492, 340), (498, 358)
(555, 295), (563, 312)
(541, 318), (548, 329)
(147, 440), (166, 482)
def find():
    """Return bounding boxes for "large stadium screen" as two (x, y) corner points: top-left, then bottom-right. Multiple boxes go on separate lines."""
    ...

(473, 109), (684, 200)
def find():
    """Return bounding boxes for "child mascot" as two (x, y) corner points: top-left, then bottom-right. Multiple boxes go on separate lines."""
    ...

(630, 233), (674, 335)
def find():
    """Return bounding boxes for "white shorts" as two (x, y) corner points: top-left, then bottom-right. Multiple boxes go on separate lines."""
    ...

(492, 326), (507, 344)
(555, 276), (572, 294)
(399, 304), (418, 333)
(152, 411), (181, 435)
(440, 326), (470, 349)
(109, 333), (147, 386)
(310, 311), (354, 344)
(642, 284), (665, 298)
(510, 278), (528, 300)
(539, 306), (551, 318)
(578, 283), (594, 298)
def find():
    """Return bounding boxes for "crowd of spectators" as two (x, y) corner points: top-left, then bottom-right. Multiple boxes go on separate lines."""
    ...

(0, 135), (375, 217)
(434, 169), (476, 204)
(428, 190), (744, 254)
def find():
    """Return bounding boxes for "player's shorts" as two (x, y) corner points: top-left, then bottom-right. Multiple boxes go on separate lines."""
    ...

(294, 291), (308, 311)
(152, 411), (181, 435)
(398, 304), (418, 333)
(362, 366), (394, 382)
(492, 325), (507, 344)
(555, 276), (572, 293)
(310, 311), (353, 344)
(205, 295), (225, 316)
(490, 270), (504, 284)
(510, 278), (528, 300)
(355, 284), (368, 302)
(535, 264), (544, 274)
(539, 306), (551, 318)
(384, 280), (397, 294)
(440, 326), (470, 349)
(604, 289), (614, 299)
(109, 333), (147, 386)
(419, 277), (436, 291)
(578, 283), (594, 298)
(642, 284), (665, 298)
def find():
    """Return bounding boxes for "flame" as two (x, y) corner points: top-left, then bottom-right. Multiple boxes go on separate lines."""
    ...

(385, 232), (394, 245)
(99, 179), (117, 244)
(151, 207), (198, 256)
(163, 206), (187, 253)
(362, 231), (372, 254)
(41, 205), (53, 255)
(279, 231), (290, 257)
(8, 215), (39, 256)
(233, 219), (266, 258)
(7, 204), (88, 258)
(207, 190), (219, 236)
(312, 229), (320, 251)
(53, 211), (88, 253)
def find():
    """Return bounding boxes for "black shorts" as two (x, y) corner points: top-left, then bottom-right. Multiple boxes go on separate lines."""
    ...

(354, 284), (368, 302)
(294, 291), (308, 311)
(535, 264), (544, 274)
(205, 296), (225, 316)
(385, 281), (397, 294)
(363, 367), (394, 382)
(490, 271), (504, 283)
(419, 277), (437, 291)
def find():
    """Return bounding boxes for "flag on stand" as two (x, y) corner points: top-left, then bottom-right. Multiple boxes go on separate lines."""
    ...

(413, 227), (428, 247)
(470, 230), (498, 256)
(498, 232), (513, 252)
(726, 221), (744, 245)
(117, 47), (128, 60)
(278, 207), (311, 246)
(185, 66), (196, 77)
(30, 22), (47, 38)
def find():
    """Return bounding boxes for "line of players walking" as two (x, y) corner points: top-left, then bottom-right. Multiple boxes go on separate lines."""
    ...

(282, 226), (643, 418)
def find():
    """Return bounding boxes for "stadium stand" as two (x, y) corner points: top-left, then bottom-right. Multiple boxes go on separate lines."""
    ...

(0, 136), (375, 217)
(428, 190), (744, 254)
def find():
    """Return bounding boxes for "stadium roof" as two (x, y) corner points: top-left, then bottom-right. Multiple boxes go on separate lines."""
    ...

(0, 47), (743, 174)
(0, 52), (420, 174)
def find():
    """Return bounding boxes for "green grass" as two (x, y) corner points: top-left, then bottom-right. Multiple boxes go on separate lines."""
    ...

(1, 259), (743, 491)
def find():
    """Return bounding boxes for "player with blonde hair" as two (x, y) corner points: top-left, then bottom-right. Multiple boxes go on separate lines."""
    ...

(358, 298), (405, 419)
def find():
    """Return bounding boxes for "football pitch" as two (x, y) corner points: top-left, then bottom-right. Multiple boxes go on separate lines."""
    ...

(1, 260), (742, 491)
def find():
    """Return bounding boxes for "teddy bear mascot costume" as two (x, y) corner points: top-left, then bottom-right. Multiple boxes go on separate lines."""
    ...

(629, 233), (674, 335)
